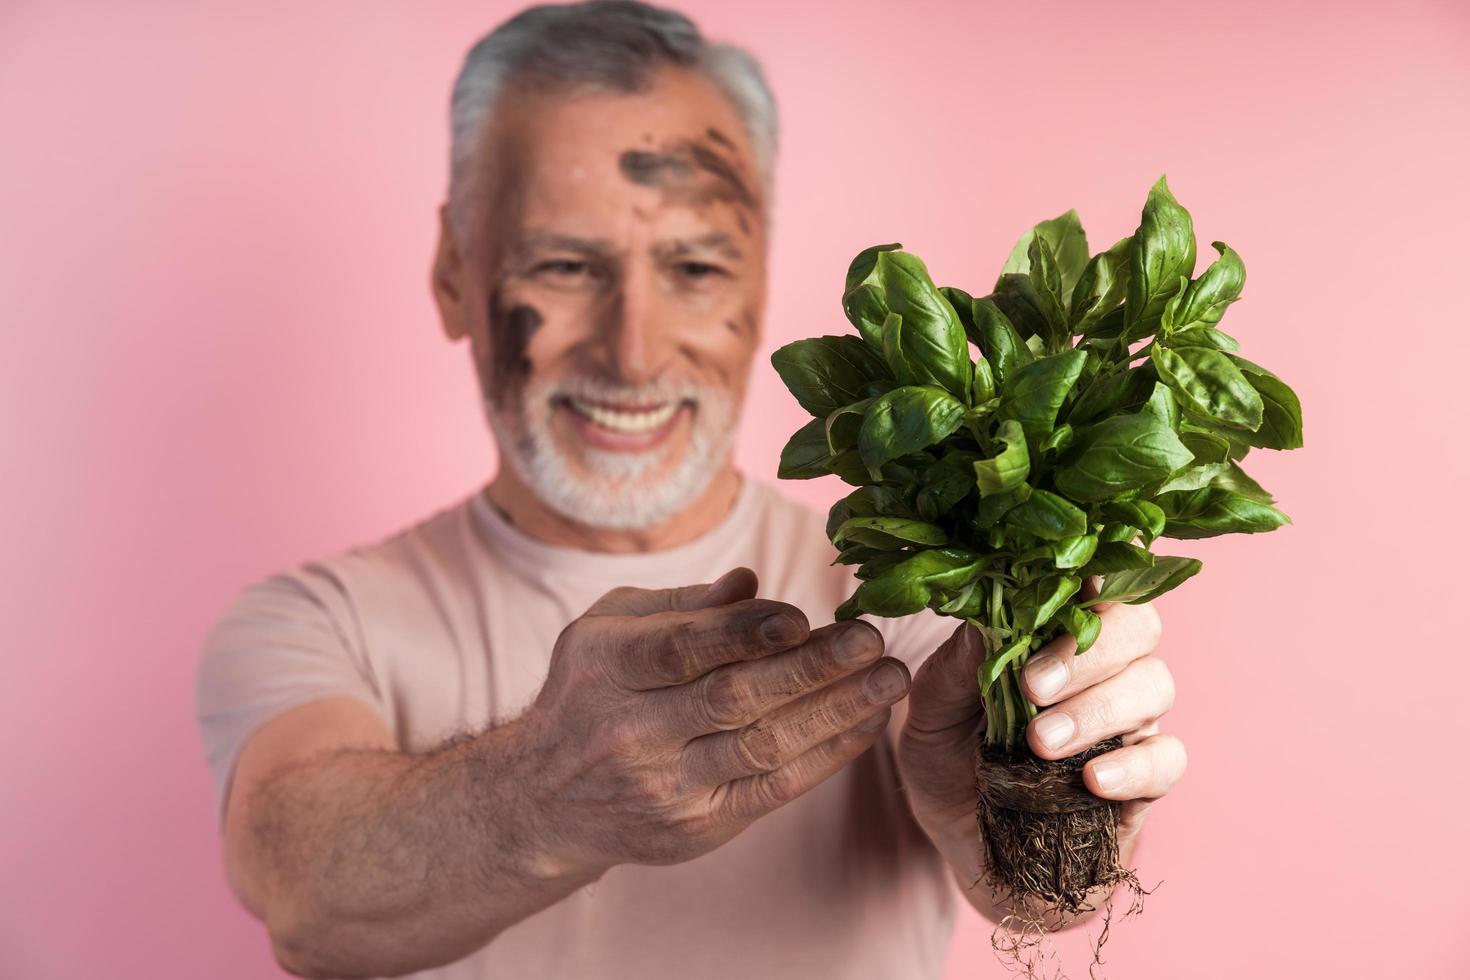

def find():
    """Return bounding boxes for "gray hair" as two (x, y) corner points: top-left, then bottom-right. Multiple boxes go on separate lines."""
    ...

(445, 0), (778, 249)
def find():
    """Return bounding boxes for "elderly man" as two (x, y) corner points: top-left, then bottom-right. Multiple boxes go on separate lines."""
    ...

(196, 2), (1185, 977)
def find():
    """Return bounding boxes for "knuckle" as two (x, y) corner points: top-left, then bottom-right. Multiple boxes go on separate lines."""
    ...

(1081, 690), (1118, 733)
(1133, 601), (1164, 649)
(699, 669), (754, 730)
(759, 766), (804, 807)
(734, 721), (783, 773)
(1140, 657), (1176, 713)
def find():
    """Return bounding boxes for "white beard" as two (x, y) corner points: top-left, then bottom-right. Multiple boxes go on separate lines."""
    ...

(481, 371), (738, 532)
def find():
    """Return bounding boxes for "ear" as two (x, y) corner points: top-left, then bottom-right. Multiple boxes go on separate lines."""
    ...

(431, 204), (470, 341)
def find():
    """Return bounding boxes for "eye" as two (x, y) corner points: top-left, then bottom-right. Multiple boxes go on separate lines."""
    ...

(677, 261), (726, 279)
(535, 259), (591, 278)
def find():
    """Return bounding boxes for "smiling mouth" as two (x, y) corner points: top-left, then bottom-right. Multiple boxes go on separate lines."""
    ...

(563, 395), (683, 433)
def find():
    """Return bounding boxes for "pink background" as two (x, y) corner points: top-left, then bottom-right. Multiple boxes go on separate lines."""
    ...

(3, 1), (1467, 977)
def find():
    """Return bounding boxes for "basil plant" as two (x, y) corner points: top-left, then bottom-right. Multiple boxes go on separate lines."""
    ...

(772, 176), (1303, 752)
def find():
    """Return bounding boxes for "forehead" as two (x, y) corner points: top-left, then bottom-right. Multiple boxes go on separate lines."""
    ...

(483, 68), (764, 241)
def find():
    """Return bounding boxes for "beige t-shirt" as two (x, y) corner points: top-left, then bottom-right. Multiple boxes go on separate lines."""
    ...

(196, 476), (964, 979)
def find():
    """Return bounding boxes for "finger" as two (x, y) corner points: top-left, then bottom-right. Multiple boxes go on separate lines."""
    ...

(1026, 654), (1175, 761)
(1020, 598), (1162, 707)
(652, 620), (886, 739)
(710, 705), (894, 823)
(680, 656), (910, 785)
(1082, 732), (1188, 802)
(585, 566), (760, 618)
(1080, 574), (1113, 612)
(903, 621), (985, 741)
(614, 597), (811, 690)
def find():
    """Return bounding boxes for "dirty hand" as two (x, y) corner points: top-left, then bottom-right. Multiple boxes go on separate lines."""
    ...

(521, 566), (912, 875)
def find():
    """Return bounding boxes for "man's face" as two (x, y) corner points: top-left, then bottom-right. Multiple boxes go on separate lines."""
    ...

(439, 67), (768, 530)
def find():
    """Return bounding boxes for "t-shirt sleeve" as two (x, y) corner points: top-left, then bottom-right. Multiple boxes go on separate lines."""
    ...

(194, 564), (387, 829)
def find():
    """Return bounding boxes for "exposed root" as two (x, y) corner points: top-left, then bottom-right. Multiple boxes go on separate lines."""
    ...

(972, 734), (1160, 979)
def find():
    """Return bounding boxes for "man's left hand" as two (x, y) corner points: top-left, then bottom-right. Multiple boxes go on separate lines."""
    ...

(893, 584), (1187, 911)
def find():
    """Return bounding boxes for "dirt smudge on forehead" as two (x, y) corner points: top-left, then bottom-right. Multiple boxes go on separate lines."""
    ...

(618, 136), (759, 216)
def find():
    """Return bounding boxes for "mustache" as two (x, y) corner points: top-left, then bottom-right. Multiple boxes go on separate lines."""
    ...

(540, 374), (711, 405)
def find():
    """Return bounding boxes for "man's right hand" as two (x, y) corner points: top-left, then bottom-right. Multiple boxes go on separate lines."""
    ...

(517, 566), (910, 875)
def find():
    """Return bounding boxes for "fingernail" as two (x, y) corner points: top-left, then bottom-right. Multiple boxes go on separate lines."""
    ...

(835, 624), (881, 667)
(1026, 655), (1066, 700)
(1033, 711), (1075, 751)
(865, 662), (908, 703)
(1092, 761), (1125, 793)
(760, 612), (803, 647)
(855, 710), (889, 732)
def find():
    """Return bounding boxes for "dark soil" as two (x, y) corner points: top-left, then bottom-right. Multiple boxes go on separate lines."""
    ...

(970, 733), (1156, 979)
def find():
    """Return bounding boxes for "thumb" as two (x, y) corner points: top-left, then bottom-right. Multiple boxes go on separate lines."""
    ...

(904, 621), (986, 737)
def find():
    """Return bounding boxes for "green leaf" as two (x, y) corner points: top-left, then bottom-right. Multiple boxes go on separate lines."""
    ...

(1152, 345), (1264, 431)
(1099, 500), (1167, 542)
(998, 350), (1087, 446)
(1053, 411), (1195, 502)
(971, 298), (1034, 387)
(971, 358), (996, 405)
(845, 242), (904, 293)
(989, 273), (1052, 344)
(831, 516), (948, 549)
(1230, 356), (1304, 450)
(1177, 423), (1234, 464)
(972, 483), (1031, 529)
(826, 485), (914, 540)
(1068, 362), (1156, 425)
(824, 397), (875, 454)
(1155, 462), (1229, 495)
(1168, 326), (1240, 352)
(1210, 460), (1275, 504)
(1026, 235), (1071, 348)
(1142, 382), (1180, 429)
(1005, 488), (1088, 541)
(826, 450), (872, 486)
(1082, 556), (1202, 606)
(1125, 175), (1197, 339)
(850, 567), (931, 617)
(874, 251), (971, 400)
(770, 336), (890, 417)
(1080, 541), (1156, 576)
(1156, 487), (1291, 538)
(973, 418), (1030, 496)
(1013, 574), (1083, 633)
(1000, 208), (1090, 299)
(1172, 241), (1245, 332)
(1039, 423), (1075, 457)
(857, 385), (968, 479)
(918, 450), (982, 520)
(1056, 604), (1102, 654)
(1053, 533), (1099, 570)
(842, 283), (889, 349)
(777, 418), (832, 480)
(1070, 236), (1131, 332)
(979, 636), (1033, 697)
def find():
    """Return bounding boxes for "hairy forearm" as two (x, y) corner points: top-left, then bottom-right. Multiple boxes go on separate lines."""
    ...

(243, 712), (604, 978)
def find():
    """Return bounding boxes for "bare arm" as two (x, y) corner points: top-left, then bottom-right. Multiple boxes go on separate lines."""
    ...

(224, 567), (911, 977)
(225, 700), (603, 979)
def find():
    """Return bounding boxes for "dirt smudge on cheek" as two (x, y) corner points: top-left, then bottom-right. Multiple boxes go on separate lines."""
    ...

(486, 288), (543, 406)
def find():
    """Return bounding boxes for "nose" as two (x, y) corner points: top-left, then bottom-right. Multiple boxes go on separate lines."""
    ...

(601, 260), (677, 386)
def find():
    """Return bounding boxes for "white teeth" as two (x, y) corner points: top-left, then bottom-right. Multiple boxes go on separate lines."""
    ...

(568, 397), (680, 434)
